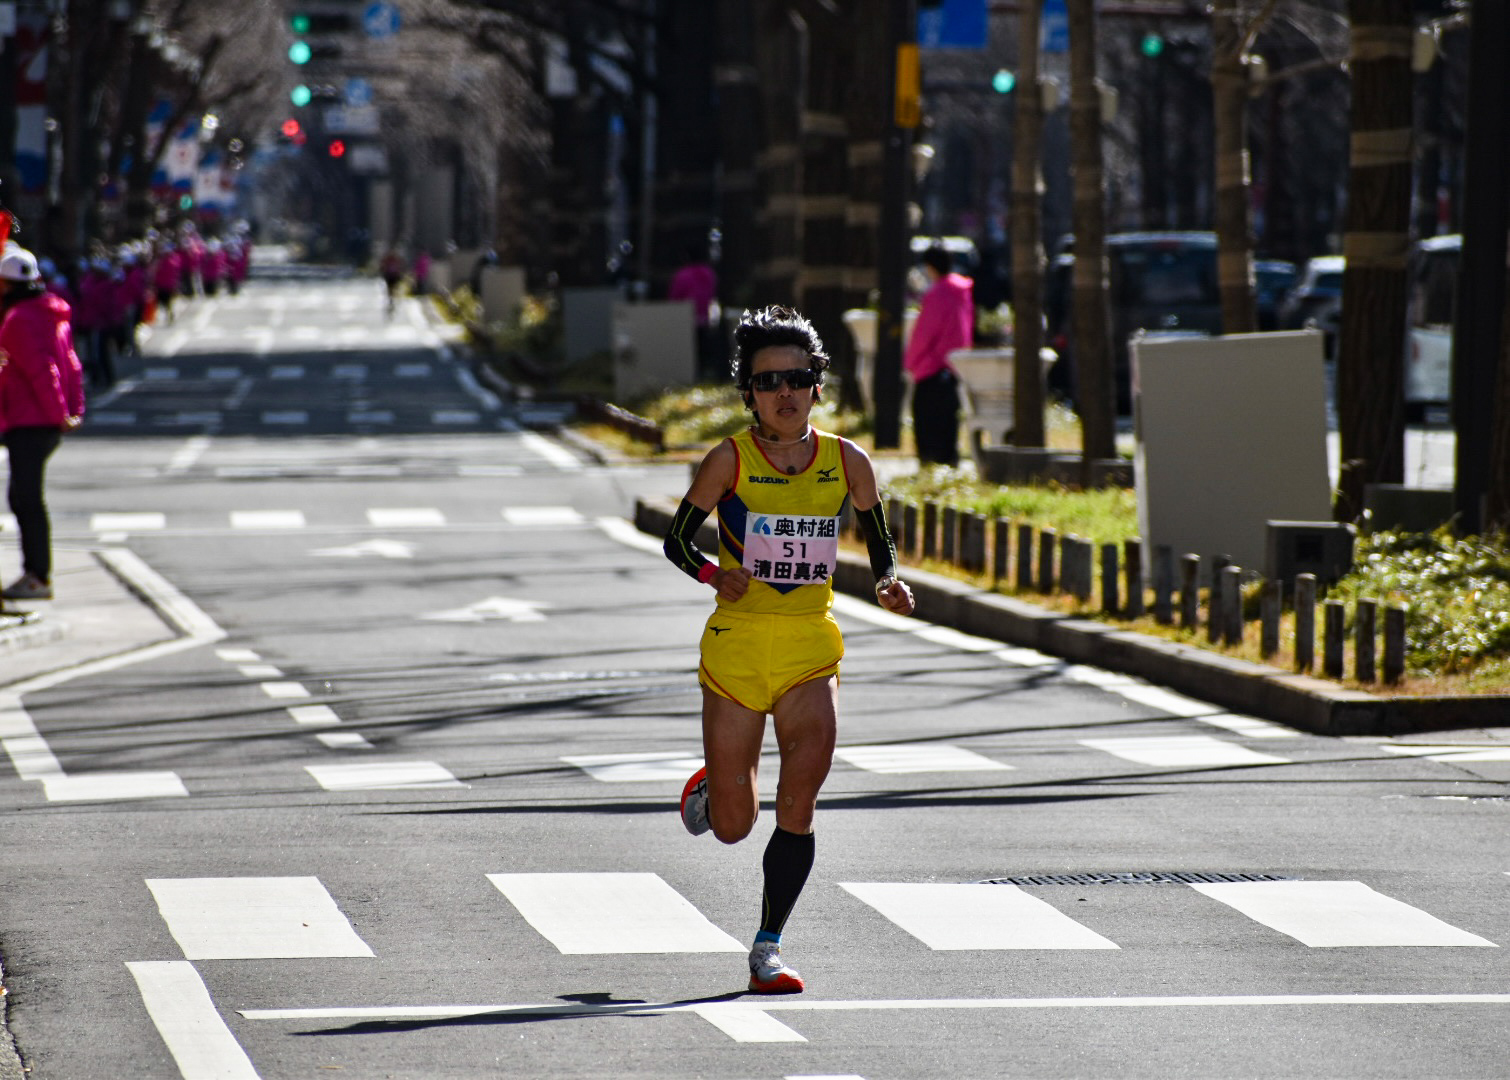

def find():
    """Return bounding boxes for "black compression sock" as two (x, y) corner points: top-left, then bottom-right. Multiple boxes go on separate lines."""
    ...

(758, 827), (816, 939)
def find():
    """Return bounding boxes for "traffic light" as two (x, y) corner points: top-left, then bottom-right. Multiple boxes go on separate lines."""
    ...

(290, 85), (312, 107)
(992, 68), (1016, 94)
(328, 140), (346, 159)
(1140, 33), (1165, 58)
(280, 118), (301, 138)
(289, 40), (312, 64)
(290, 13), (310, 34)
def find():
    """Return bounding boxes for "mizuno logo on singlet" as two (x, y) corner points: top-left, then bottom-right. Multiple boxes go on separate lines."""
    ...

(817, 466), (839, 482)
(748, 475), (789, 484)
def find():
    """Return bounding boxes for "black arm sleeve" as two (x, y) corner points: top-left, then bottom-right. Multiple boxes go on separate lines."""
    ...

(855, 502), (898, 582)
(663, 498), (716, 582)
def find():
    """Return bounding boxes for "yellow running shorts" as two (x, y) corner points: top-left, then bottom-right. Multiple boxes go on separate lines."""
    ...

(698, 609), (844, 714)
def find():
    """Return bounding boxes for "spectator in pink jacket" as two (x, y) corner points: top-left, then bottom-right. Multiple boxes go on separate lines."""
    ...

(75, 259), (118, 387)
(153, 243), (182, 323)
(0, 247), (85, 601)
(903, 246), (973, 466)
(669, 245), (720, 378)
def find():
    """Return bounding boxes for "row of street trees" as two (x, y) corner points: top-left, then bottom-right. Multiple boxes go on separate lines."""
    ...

(2, 0), (1505, 529)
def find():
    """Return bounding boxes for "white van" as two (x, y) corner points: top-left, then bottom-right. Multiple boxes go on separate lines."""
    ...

(1406, 234), (1458, 413)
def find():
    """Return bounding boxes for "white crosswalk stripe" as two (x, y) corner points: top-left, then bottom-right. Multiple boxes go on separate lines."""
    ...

(1079, 735), (1290, 767)
(841, 882), (1120, 950)
(145, 877), (374, 959)
(304, 761), (465, 790)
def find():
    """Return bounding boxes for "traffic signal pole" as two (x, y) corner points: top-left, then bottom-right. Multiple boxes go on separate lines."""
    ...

(875, 0), (918, 450)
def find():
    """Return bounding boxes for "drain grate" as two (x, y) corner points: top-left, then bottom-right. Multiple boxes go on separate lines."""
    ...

(977, 871), (1301, 886)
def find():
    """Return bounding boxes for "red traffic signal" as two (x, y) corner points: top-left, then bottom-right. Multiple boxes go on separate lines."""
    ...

(280, 118), (301, 138)
(328, 139), (346, 158)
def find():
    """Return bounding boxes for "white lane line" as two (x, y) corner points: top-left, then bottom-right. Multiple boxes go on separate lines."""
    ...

(432, 409), (479, 425)
(239, 664), (282, 679)
(0, 549), (222, 802)
(502, 505), (585, 527)
(260, 682), (310, 700)
(165, 435), (212, 476)
(316, 732), (373, 749)
(1079, 735), (1290, 767)
(395, 363), (432, 377)
(563, 752), (704, 782)
(261, 411), (308, 425)
(144, 366), (179, 380)
(1189, 881), (1499, 948)
(519, 430), (583, 469)
(127, 961), (260, 1079)
(241, 993), (1510, 1026)
(287, 706), (340, 727)
(216, 648), (260, 663)
(269, 365), (304, 379)
(1196, 713), (1298, 738)
(146, 877), (374, 959)
(366, 508), (446, 528)
(697, 1003), (807, 1043)
(305, 761), (464, 790)
(840, 883), (1119, 950)
(91, 512), (167, 533)
(993, 646), (1063, 667)
(834, 743), (1012, 774)
(487, 872), (746, 954)
(1378, 744), (1510, 763)
(230, 510), (306, 530)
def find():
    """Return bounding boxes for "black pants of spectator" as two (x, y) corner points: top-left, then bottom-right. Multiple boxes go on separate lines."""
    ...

(6, 426), (61, 583)
(912, 369), (961, 466)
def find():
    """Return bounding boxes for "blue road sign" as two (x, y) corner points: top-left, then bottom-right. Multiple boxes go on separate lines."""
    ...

(918, 0), (987, 50)
(363, 1), (401, 39)
(344, 77), (373, 107)
(1042, 0), (1069, 54)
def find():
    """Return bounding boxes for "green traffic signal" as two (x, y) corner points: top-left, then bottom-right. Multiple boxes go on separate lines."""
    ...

(1140, 33), (1164, 58)
(291, 85), (312, 107)
(289, 40), (312, 64)
(291, 13), (310, 34)
(992, 68), (1016, 94)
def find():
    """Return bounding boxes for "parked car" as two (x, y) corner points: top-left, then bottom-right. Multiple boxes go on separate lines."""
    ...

(1046, 231), (1222, 413)
(1279, 255), (1344, 334)
(1254, 259), (1297, 330)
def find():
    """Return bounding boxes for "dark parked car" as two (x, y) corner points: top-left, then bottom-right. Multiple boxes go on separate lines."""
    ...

(1046, 231), (1222, 413)
(1255, 259), (1298, 331)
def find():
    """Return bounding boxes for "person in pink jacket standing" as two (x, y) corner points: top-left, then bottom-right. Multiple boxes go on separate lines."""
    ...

(903, 246), (973, 466)
(0, 248), (85, 601)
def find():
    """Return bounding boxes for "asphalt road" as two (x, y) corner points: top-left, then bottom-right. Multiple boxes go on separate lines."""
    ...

(0, 275), (1507, 1079)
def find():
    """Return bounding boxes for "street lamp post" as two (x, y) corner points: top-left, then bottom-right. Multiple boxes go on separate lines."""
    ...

(875, 0), (918, 450)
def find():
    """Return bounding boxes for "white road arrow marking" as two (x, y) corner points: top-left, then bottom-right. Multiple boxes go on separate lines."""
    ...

(421, 596), (549, 623)
(310, 539), (416, 559)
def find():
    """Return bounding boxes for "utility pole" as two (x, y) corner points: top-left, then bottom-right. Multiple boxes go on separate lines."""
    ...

(875, 0), (917, 450)
(1452, 0), (1509, 535)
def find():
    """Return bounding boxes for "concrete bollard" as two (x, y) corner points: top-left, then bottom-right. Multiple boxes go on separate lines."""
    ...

(1259, 579), (1282, 659)
(1124, 539), (1145, 619)
(1207, 555), (1229, 645)
(964, 513), (988, 574)
(1323, 599), (1345, 679)
(1294, 573), (1317, 672)
(902, 503), (919, 561)
(941, 507), (958, 564)
(1038, 527), (1057, 593)
(887, 498), (903, 549)
(922, 502), (939, 560)
(993, 518), (1010, 583)
(1153, 545), (1174, 625)
(1016, 524), (1035, 591)
(1069, 537), (1093, 602)
(1221, 566), (1243, 646)
(1383, 604), (1406, 684)
(1179, 554), (1201, 630)
(1101, 543), (1120, 614)
(1355, 599), (1377, 683)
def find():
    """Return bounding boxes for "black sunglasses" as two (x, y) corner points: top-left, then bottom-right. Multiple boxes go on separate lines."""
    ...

(749, 368), (818, 393)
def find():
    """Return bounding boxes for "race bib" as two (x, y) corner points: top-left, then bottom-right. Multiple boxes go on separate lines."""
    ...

(742, 513), (840, 585)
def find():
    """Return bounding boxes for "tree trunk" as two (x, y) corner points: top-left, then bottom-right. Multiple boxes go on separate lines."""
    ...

(1333, 0), (1412, 523)
(751, 3), (803, 307)
(1210, 2), (1256, 334)
(714, 0), (761, 319)
(842, 0), (888, 415)
(1010, 0), (1046, 448)
(1492, 265), (1510, 529)
(1067, 0), (1115, 472)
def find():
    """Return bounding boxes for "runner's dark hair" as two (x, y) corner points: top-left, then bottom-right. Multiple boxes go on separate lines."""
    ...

(731, 305), (830, 392)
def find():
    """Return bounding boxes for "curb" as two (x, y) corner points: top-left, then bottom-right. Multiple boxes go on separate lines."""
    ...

(633, 495), (1497, 737)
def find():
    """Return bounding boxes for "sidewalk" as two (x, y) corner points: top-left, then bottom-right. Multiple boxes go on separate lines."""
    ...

(0, 546), (176, 688)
